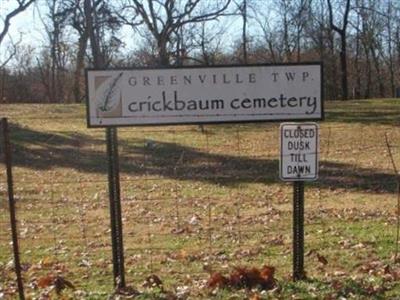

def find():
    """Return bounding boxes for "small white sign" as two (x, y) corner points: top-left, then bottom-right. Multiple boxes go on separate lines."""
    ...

(280, 123), (319, 181)
(86, 63), (322, 127)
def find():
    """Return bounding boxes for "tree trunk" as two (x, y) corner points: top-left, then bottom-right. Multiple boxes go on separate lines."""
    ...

(387, 3), (395, 97)
(73, 30), (88, 103)
(37, 58), (52, 103)
(283, 12), (291, 62)
(363, 46), (371, 99)
(0, 68), (5, 103)
(50, 41), (57, 103)
(370, 45), (385, 98)
(339, 32), (348, 100)
(327, 0), (350, 100)
(296, 28), (301, 62)
(157, 37), (170, 66)
(242, 0), (248, 64)
(396, 26), (400, 79)
(354, 10), (361, 99)
(200, 24), (210, 65)
(328, 31), (338, 100)
(158, 48), (169, 66)
(268, 40), (276, 63)
(354, 36), (361, 99)
(84, 0), (104, 68)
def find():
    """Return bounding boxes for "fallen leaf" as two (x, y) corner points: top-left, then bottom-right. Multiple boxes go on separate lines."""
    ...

(41, 257), (55, 268)
(316, 253), (328, 265)
(249, 293), (262, 300)
(54, 276), (75, 295)
(207, 272), (229, 289)
(37, 274), (55, 288)
(229, 265), (275, 290)
(306, 249), (328, 265)
(384, 265), (391, 274)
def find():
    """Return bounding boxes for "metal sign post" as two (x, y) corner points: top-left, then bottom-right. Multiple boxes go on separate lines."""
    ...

(293, 181), (305, 280)
(1, 118), (25, 299)
(106, 127), (125, 288)
(280, 122), (319, 281)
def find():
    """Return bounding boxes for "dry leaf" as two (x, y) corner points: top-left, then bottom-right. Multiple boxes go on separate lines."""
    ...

(249, 293), (262, 300)
(316, 253), (328, 265)
(307, 249), (328, 266)
(37, 274), (74, 295)
(230, 265), (275, 290)
(207, 272), (229, 289)
(41, 257), (55, 268)
(54, 276), (75, 295)
(384, 264), (391, 274)
(37, 274), (55, 288)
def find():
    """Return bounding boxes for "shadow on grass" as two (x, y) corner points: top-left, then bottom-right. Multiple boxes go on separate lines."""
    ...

(6, 123), (398, 193)
(326, 110), (400, 125)
(325, 99), (400, 125)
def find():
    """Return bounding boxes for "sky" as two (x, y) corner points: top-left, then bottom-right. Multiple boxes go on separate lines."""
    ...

(0, 0), (45, 63)
(0, 0), (251, 67)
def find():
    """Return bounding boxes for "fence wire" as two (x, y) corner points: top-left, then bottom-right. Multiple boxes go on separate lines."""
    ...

(0, 117), (399, 298)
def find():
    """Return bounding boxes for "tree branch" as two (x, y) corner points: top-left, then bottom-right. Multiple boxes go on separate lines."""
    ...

(0, 0), (35, 46)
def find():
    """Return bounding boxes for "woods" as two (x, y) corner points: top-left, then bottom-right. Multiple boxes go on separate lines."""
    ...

(1, 0), (399, 103)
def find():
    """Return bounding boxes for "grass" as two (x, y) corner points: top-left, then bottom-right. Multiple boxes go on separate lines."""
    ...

(0, 98), (400, 299)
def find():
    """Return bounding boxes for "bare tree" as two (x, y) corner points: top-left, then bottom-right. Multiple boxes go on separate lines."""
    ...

(304, 0), (338, 99)
(37, 0), (72, 102)
(353, 1), (362, 99)
(0, 0), (35, 46)
(84, 0), (121, 68)
(327, 0), (351, 100)
(267, 0), (311, 63)
(0, 0), (35, 67)
(278, 0), (293, 62)
(252, 3), (279, 63)
(63, 0), (90, 103)
(0, 35), (21, 69)
(84, 0), (104, 67)
(378, 0), (398, 98)
(194, 21), (229, 65)
(241, 0), (248, 63)
(2, 0), (400, 103)
(233, 0), (248, 63)
(291, 0), (312, 62)
(118, 0), (232, 66)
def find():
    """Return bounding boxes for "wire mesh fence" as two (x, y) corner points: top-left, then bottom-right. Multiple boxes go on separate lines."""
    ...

(0, 114), (399, 298)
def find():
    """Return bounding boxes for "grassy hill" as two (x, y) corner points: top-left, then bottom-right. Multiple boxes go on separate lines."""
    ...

(1, 98), (400, 299)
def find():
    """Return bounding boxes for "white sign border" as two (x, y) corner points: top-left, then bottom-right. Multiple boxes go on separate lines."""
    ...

(85, 62), (324, 128)
(279, 122), (319, 182)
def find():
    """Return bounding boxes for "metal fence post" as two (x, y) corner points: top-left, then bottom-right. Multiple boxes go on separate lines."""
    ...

(106, 127), (125, 288)
(293, 181), (305, 281)
(1, 118), (25, 299)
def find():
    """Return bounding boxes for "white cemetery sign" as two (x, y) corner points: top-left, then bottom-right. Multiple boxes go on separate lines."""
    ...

(86, 63), (323, 127)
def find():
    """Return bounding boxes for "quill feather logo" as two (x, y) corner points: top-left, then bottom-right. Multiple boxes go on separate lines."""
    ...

(97, 72), (124, 112)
